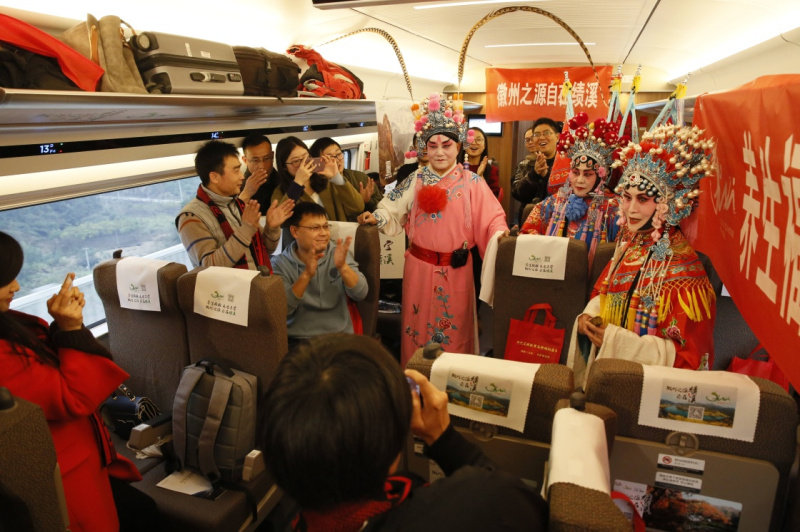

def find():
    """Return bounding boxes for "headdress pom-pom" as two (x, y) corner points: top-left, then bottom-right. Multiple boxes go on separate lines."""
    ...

(418, 185), (448, 214)
(405, 150), (417, 159)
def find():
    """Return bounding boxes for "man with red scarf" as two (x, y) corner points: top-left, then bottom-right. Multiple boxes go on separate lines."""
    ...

(176, 140), (294, 270)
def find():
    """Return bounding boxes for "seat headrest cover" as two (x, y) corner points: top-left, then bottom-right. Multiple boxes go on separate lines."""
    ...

(116, 256), (170, 312)
(547, 407), (610, 495)
(638, 365), (760, 442)
(193, 267), (259, 327)
(430, 352), (539, 433)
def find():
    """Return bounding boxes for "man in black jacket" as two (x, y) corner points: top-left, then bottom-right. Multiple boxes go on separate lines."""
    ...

(240, 134), (279, 215)
(260, 334), (548, 532)
(510, 117), (559, 225)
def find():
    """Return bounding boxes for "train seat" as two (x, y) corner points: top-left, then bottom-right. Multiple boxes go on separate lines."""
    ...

(0, 388), (69, 532)
(546, 395), (631, 531)
(94, 256), (190, 415)
(588, 241), (616, 300)
(492, 235), (589, 364)
(405, 346), (576, 489)
(351, 223), (381, 338)
(126, 266), (289, 531)
(585, 358), (799, 532)
(94, 255), (190, 474)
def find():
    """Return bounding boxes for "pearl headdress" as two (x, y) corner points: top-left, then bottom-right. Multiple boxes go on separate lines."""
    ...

(613, 125), (715, 228)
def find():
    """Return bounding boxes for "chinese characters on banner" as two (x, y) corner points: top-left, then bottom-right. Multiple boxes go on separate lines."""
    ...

(692, 75), (800, 388)
(485, 66), (613, 123)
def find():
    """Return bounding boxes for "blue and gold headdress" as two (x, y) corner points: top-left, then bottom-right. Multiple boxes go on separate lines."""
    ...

(613, 125), (715, 229)
(412, 93), (469, 153)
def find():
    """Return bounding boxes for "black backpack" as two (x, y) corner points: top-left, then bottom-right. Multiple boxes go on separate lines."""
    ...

(232, 46), (300, 97)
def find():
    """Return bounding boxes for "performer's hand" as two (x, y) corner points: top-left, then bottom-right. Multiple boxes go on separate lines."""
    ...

(406, 369), (450, 446)
(266, 199), (293, 229)
(242, 200), (262, 229)
(497, 228), (511, 242)
(357, 212), (377, 225)
(47, 273), (84, 331)
(579, 314), (607, 348)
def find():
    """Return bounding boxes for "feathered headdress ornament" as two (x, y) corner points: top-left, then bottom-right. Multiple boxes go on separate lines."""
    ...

(410, 93), (470, 155)
(612, 124), (716, 258)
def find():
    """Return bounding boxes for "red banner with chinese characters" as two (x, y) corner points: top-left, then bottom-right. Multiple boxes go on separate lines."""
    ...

(692, 74), (800, 387)
(485, 66), (612, 123)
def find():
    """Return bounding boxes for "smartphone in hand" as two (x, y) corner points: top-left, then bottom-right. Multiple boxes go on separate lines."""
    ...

(309, 157), (327, 173)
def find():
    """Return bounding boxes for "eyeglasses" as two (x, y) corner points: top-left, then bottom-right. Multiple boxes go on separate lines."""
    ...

(470, 138), (485, 145)
(248, 154), (274, 165)
(525, 130), (556, 143)
(287, 158), (306, 169)
(328, 151), (345, 160)
(297, 223), (331, 233)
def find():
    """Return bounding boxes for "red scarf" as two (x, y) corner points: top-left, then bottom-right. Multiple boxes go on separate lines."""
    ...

(292, 475), (420, 532)
(196, 186), (271, 272)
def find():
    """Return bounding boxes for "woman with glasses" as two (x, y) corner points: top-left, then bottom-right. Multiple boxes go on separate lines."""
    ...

(510, 117), (559, 225)
(310, 137), (382, 220)
(272, 136), (365, 222)
(457, 127), (500, 198)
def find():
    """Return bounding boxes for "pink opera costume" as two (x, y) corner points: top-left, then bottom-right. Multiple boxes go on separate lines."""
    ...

(370, 94), (507, 366)
(521, 114), (626, 269)
(567, 125), (718, 387)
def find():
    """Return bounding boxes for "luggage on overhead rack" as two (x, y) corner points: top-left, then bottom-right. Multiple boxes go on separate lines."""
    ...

(129, 31), (244, 95)
(232, 46), (300, 97)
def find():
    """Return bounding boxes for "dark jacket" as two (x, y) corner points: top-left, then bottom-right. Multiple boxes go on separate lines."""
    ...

(367, 427), (548, 531)
(510, 157), (554, 225)
(243, 168), (279, 215)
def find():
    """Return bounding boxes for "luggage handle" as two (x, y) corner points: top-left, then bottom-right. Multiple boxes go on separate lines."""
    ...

(523, 303), (557, 327)
(195, 359), (235, 378)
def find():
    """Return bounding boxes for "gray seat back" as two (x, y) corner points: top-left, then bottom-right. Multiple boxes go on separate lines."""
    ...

(493, 236), (589, 363)
(585, 358), (798, 532)
(177, 268), (288, 390)
(353, 224), (380, 338)
(94, 258), (190, 413)
(0, 392), (69, 532)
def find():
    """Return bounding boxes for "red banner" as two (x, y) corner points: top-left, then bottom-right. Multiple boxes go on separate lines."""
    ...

(485, 66), (612, 123)
(693, 75), (800, 387)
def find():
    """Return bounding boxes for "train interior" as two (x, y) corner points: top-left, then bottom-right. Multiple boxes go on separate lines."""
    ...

(1, 0), (799, 531)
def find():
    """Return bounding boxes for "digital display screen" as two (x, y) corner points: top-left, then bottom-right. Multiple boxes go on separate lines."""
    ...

(467, 115), (503, 136)
(0, 121), (377, 159)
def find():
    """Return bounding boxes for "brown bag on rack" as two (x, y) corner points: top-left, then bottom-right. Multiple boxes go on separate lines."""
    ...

(59, 14), (148, 94)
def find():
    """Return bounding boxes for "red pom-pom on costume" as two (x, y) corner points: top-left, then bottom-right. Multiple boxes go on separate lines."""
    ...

(417, 185), (448, 214)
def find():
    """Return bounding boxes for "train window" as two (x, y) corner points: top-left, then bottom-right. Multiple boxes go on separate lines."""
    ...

(2, 177), (197, 327)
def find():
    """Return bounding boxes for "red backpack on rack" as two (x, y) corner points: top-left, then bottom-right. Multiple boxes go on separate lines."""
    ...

(286, 44), (365, 99)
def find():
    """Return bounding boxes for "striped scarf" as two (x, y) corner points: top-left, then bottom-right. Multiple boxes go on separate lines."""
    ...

(196, 186), (271, 272)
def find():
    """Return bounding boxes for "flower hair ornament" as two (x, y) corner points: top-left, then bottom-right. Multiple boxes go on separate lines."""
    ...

(612, 124), (716, 260)
(412, 93), (470, 153)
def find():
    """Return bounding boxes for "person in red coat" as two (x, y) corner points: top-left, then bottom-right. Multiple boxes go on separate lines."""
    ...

(0, 231), (146, 532)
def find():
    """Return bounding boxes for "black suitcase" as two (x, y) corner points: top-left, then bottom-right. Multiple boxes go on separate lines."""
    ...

(232, 46), (300, 97)
(129, 31), (243, 95)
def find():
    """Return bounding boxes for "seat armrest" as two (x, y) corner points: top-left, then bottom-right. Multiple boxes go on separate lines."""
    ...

(129, 413), (172, 450)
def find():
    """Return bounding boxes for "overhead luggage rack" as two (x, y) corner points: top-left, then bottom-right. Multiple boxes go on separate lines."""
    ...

(0, 88), (379, 145)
